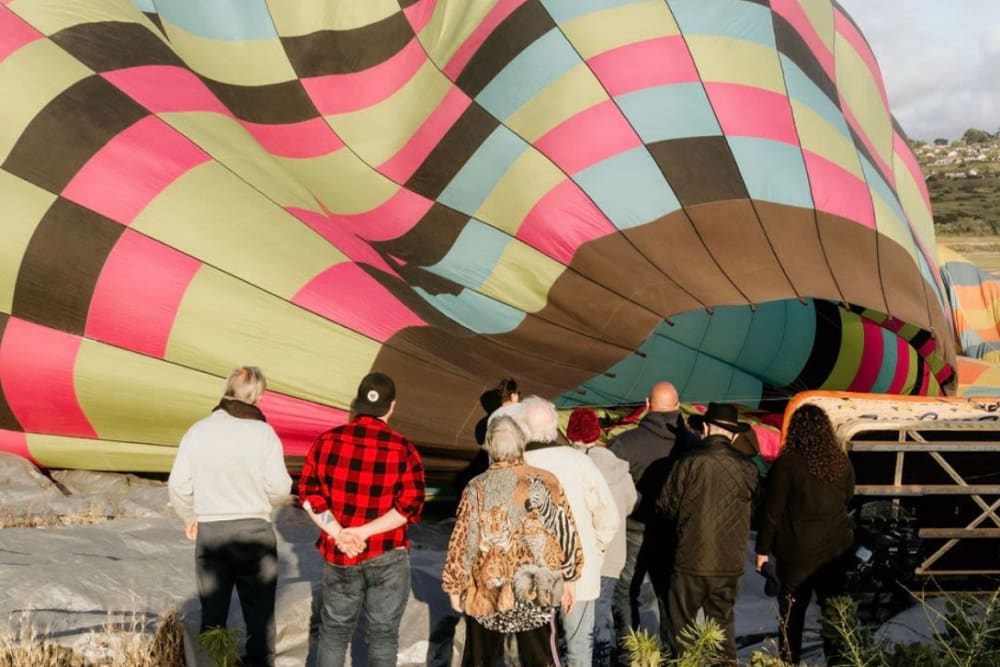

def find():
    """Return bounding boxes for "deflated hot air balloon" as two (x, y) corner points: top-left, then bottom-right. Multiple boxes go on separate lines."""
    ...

(938, 245), (1000, 397)
(0, 0), (961, 475)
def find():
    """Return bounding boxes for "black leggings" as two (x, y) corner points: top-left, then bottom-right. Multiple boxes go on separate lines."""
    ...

(778, 552), (850, 665)
(462, 615), (559, 667)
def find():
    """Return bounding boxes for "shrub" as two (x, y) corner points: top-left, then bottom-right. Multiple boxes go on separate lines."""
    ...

(622, 627), (663, 666)
(621, 617), (728, 666)
(660, 587), (1000, 666)
(669, 617), (725, 666)
(199, 626), (243, 667)
(814, 588), (1000, 667)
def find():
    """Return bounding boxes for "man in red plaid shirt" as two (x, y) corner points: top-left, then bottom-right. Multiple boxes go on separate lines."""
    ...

(298, 372), (425, 667)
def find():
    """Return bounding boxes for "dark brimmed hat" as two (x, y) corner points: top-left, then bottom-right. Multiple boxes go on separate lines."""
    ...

(354, 372), (395, 417)
(703, 402), (750, 433)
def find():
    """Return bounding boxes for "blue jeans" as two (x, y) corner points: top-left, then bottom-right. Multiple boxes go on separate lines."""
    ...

(561, 596), (596, 667)
(612, 529), (643, 639)
(317, 548), (410, 667)
(593, 577), (617, 666)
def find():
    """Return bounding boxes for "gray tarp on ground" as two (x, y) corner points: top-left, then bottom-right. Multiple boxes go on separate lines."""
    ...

(1, 453), (890, 665)
(0, 453), (466, 666)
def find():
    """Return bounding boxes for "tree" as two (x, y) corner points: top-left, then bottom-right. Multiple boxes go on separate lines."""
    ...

(963, 128), (993, 144)
(934, 138), (949, 146)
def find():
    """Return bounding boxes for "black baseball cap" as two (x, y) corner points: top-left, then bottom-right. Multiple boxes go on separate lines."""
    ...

(354, 372), (396, 417)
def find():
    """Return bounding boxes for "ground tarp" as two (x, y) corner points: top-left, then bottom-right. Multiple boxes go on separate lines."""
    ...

(0, 454), (857, 665)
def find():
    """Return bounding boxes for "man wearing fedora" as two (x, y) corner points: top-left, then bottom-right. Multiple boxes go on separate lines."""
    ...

(657, 402), (758, 664)
(298, 372), (426, 667)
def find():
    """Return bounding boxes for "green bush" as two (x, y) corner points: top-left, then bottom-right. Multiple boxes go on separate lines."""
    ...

(198, 626), (242, 667)
(622, 627), (663, 667)
(652, 587), (1000, 666)
(815, 589), (1000, 667)
(622, 618), (726, 667)
(670, 618), (725, 667)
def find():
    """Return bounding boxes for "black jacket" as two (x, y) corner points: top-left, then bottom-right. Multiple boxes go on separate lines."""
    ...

(658, 435), (758, 576)
(754, 448), (854, 584)
(608, 410), (697, 530)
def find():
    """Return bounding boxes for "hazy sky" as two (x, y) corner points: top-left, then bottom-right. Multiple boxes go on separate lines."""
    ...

(837, 1), (1000, 141)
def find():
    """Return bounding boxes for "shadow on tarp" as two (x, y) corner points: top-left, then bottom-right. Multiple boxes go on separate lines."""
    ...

(411, 551), (462, 666)
(179, 505), (324, 666)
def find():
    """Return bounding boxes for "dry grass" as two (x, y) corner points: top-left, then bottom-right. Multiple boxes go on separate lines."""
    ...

(0, 608), (185, 667)
(0, 504), (114, 529)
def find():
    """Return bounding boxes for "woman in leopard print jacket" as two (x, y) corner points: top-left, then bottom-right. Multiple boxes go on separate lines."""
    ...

(442, 415), (583, 666)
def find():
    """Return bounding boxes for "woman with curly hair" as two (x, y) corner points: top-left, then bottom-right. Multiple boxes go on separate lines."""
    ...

(754, 404), (855, 665)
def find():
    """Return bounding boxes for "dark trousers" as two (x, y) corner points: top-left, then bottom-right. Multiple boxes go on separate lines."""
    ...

(636, 524), (673, 649)
(317, 548), (411, 667)
(612, 526), (673, 665)
(666, 571), (741, 663)
(196, 518), (278, 667)
(462, 615), (559, 667)
(778, 554), (850, 665)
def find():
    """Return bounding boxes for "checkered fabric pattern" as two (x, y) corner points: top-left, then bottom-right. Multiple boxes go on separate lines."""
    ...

(0, 0), (967, 474)
(299, 415), (425, 565)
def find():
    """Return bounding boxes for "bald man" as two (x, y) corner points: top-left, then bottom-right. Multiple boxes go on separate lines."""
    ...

(607, 382), (698, 659)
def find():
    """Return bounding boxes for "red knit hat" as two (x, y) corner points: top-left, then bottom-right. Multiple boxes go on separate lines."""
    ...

(566, 407), (601, 444)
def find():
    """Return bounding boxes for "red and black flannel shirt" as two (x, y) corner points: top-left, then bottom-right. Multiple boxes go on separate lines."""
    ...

(298, 415), (425, 565)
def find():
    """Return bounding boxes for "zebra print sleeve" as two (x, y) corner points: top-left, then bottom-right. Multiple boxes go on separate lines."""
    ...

(559, 494), (584, 581)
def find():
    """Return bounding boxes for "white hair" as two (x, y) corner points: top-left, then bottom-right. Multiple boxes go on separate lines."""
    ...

(516, 395), (559, 443)
(484, 416), (526, 462)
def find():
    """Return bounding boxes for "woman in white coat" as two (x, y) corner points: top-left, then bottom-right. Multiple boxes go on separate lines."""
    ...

(567, 407), (638, 667)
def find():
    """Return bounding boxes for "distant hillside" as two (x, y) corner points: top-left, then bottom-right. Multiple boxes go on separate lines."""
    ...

(914, 139), (1000, 236)
(928, 171), (1000, 235)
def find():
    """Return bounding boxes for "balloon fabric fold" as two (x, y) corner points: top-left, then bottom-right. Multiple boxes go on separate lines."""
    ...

(0, 0), (964, 475)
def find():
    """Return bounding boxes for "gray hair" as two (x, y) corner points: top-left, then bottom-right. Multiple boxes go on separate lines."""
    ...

(516, 395), (559, 443)
(484, 416), (526, 463)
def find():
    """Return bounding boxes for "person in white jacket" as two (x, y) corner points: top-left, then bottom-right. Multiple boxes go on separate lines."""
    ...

(168, 366), (292, 667)
(518, 396), (620, 667)
(567, 407), (638, 667)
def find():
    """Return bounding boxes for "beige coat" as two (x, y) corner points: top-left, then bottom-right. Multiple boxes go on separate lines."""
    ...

(586, 446), (637, 578)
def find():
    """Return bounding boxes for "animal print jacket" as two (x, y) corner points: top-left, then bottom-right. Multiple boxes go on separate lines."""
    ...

(442, 459), (583, 633)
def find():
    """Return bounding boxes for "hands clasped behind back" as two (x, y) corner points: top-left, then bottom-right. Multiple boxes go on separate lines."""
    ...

(335, 527), (367, 558)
